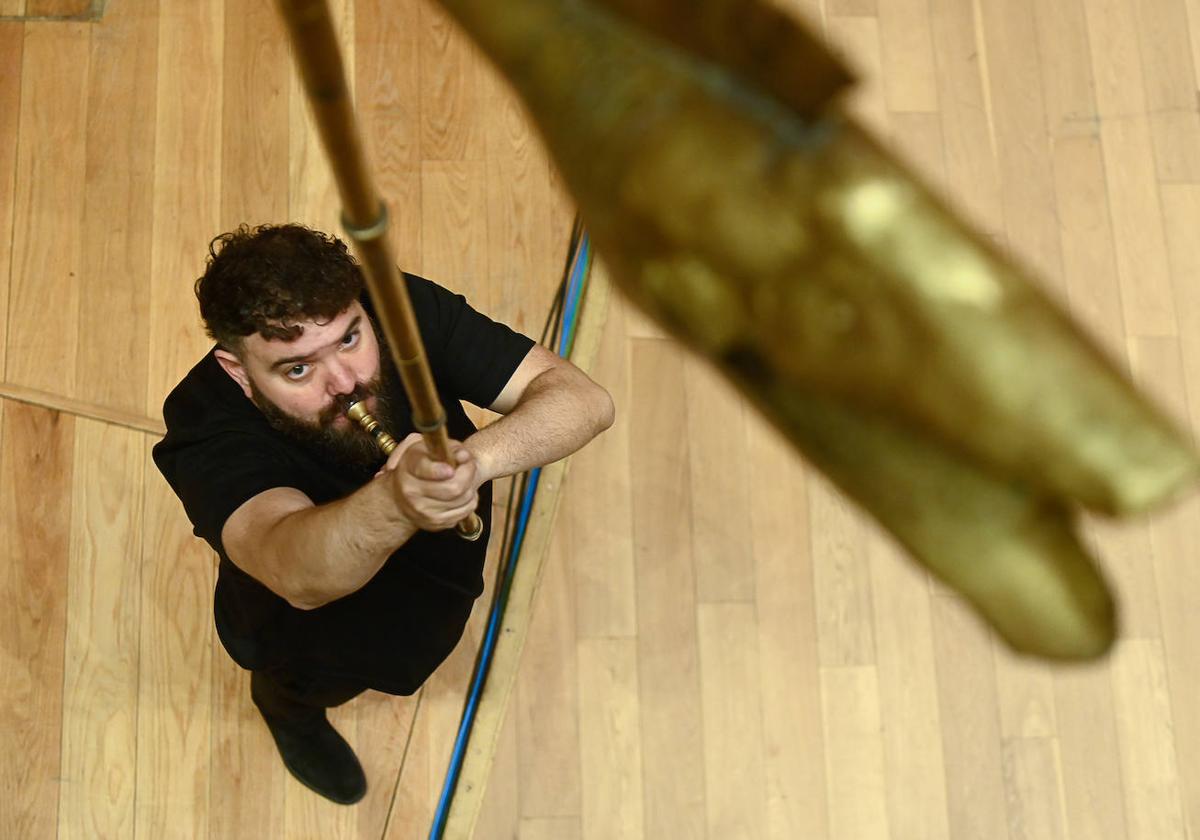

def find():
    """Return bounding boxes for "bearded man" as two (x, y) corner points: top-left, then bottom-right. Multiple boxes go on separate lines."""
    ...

(153, 223), (614, 805)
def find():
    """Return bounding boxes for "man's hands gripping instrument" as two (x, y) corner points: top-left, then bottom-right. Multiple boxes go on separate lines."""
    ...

(381, 433), (481, 534)
(343, 395), (484, 539)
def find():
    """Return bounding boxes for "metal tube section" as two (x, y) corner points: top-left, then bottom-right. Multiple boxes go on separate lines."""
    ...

(276, 0), (483, 541)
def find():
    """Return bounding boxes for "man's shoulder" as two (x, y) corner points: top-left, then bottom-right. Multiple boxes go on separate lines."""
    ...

(158, 348), (262, 445)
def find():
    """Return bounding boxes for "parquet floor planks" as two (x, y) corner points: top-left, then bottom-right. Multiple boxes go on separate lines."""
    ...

(135, 463), (216, 840)
(0, 22), (23, 377)
(75, 0), (155, 414)
(1, 0), (1199, 838)
(6, 22), (88, 395)
(0, 403), (74, 840)
(58, 419), (144, 839)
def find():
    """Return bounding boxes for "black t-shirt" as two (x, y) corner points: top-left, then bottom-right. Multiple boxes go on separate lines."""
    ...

(152, 273), (535, 694)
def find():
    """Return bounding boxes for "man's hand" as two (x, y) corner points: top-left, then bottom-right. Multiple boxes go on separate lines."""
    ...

(382, 433), (480, 532)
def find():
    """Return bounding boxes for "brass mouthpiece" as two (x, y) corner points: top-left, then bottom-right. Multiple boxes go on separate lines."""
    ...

(344, 397), (398, 455)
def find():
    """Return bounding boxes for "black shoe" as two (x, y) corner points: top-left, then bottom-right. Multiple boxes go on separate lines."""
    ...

(258, 711), (367, 805)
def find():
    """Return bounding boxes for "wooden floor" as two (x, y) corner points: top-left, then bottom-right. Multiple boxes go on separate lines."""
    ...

(2, 0), (1200, 837)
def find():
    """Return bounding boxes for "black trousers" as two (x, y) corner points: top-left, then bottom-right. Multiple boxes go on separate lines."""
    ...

(250, 666), (367, 726)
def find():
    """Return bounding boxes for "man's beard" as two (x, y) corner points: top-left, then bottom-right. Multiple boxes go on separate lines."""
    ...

(249, 341), (408, 472)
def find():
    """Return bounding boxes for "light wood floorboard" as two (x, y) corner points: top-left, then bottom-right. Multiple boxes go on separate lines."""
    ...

(0, 22), (23, 376)
(2, 0), (1199, 838)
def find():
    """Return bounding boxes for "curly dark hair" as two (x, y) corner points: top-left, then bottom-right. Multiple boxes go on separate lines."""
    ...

(195, 223), (364, 352)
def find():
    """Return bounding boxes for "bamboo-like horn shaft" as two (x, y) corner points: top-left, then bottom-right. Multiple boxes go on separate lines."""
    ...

(275, 0), (482, 542)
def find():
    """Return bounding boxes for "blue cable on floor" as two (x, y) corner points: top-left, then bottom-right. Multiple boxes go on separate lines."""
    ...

(559, 235), (590, 357)
(428, 232), (591, 839)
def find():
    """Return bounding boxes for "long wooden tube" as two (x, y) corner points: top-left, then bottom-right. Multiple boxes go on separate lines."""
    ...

(275, 0), (482, 541)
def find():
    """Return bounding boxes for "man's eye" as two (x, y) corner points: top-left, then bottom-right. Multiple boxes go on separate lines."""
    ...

(341, 331), (360, 349)
(286, 364), (311, 380)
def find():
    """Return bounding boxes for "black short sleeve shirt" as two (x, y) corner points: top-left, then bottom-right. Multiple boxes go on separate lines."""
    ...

(152, 273), (535, 694)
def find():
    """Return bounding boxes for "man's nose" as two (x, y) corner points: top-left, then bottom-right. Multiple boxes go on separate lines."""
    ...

(326, 361), (357, 395)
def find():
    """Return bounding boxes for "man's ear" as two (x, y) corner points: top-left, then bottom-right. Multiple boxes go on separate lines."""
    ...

(214, 348), (254, 399)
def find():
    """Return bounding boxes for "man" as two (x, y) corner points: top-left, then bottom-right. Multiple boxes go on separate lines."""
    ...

(153, 223), (614, 805)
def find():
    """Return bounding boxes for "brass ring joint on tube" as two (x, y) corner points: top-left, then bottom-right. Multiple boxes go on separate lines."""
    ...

(412, 414), (446, 435)
(341, 206), (390, 242)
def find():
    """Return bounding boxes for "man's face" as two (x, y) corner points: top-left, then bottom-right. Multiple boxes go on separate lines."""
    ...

(215, 301), (405, 468)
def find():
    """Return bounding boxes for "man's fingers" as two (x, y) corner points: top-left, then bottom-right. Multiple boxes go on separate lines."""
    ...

(399, 453), (478, 500)
(412, 457), (455, 481)
(390, 437), (479, 528)
(401, 438), (474, 480)
(425, 493), (481, 531)
(408, 466), (477, 502)
(384, 433), (424, 473)
(402, 445), (453, 480)
(408, 479), (462, 503)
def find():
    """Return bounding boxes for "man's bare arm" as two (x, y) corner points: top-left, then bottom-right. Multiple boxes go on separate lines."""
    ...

(465, 346), (616, 484)
(221, 438), (478, 610)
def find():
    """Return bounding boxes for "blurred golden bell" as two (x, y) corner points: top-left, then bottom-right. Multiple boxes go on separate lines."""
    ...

(435, 0), (1200, 659)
